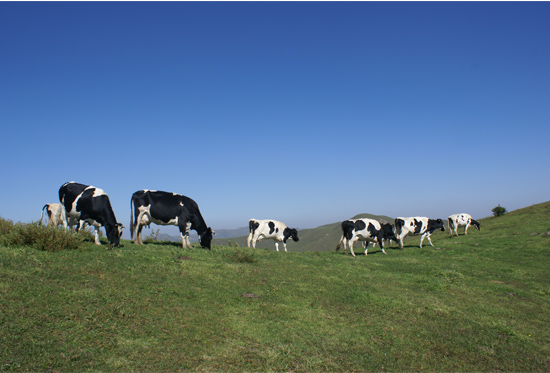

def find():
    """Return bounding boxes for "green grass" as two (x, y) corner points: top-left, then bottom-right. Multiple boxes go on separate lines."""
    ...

(1, 202), (549, 371)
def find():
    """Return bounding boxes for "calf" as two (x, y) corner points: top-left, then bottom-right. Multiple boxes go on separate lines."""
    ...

(448, 213), (480, 237)
(247, 219), (299, 252)
(41, 203), (85, 230)
(40, 203), (64, 227)
(395, 217), (445, 248)
(130, 190), (214, 249)
(59, 182), (123, 246)
(336, 218), (396, 257)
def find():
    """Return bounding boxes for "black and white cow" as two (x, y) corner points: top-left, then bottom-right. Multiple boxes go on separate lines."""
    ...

(130, 190), (214, 250)
(247, 219), (299, 252)
(448, 213), (480, 237)
(336, 218), (396, 257)
(59, 182), (123, 246)
(394, 217), (445, 248)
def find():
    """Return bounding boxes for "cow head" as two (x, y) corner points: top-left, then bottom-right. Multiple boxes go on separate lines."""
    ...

(283, 228), (299, 243)
(381, 223), (397, 241)
(106, 223), (124, 247)
(430, 218), (445, 232)
(471, 219), (481, 231)
(200, 227), (214, 250)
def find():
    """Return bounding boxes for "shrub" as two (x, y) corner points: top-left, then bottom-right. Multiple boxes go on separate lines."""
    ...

(492, 204), (508, 217)
(231, 248), (258, 263)
(144, 228), (161, 243)
(0, 216), (14, 235)
(0, 218), (83, 251)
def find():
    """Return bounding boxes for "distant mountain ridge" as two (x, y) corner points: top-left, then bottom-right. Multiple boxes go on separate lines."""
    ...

(158, 226), (250, 243)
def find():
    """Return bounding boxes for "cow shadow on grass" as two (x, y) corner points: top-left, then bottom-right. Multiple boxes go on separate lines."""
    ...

(338, 244), (406, 256)
(139, 240), (208, 249)
(81, 237), (124, 249)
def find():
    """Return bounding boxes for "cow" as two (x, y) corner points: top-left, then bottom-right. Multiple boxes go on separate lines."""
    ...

(448, 213), (480, 237)
(247, 219), (299, 252)
(336, 218), (397, 257)
(41, 202), (86, 230)
(394, 217), (445, 248)
(59, 182), (123, 246)
(130, 190), (214, 250)
(40, 203), (64, 227)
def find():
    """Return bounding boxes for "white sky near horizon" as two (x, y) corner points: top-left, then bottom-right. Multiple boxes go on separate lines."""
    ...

(1, 2), (549, 239)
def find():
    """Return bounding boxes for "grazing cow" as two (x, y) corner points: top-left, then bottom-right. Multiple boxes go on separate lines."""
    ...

(395, 217), (445, 248)
(40, 203), (64, 227)
(59, 182), (123, 246)
(247, 219), (299, 252)
(448, 213), (480, 237)
(130, 190), (214, 249)
(336, 218), (396, 257)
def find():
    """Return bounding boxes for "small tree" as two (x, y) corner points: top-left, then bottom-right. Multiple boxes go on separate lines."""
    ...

(492, 204), (507, 217)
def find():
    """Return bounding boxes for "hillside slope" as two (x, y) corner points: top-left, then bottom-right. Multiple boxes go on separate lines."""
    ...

(213, 202), (550, 252)
(1, 201), (549, 372)
(213, 213), (394, 252)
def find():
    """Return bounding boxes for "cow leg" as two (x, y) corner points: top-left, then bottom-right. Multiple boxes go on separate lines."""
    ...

(251, 232), (262, 249)
(338, 236), (349, 254)
(378, 235), (387, 255)
(421, 232), (434, 247)
(134, 211), (147, 245)
(349, 238), (357, 257)
(364, 241), (369, 256)
(426, 232), (435, 246)
(336, 235), (349, 254)
(464, 223), (470, 235)
(136, 224), (144, 245)
(185, 222), (192, 248)
(180, 232), (188, 249)
(247, 232), (253, 248)
(274, 242), (279, 252)
(60, 206), (69, 230)
(397, 233), (406, 249)
(85, 222), (101, 246)
(179, 221), (190, 249)
(336, 235), (344, 252)
(283, 241), (287, 252)
(94, 227), (101, 245)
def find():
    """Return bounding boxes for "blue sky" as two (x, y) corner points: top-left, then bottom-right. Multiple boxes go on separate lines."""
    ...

(1, 2), (549, 238)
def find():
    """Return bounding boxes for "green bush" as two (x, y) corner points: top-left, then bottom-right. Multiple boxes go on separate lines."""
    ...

(230, 248), (258, 263)
(492, 204), (508, 217)
(0, 217), (82, 251)
(144, 228), (161, 243)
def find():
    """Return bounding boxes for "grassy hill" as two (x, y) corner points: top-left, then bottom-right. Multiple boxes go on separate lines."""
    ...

(215, 213), (394, 252)
(1, 202), (549, 371)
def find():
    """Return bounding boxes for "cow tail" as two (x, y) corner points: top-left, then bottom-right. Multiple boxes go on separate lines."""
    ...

(130, 197), (134, 239)
(40, 204), (48, 226)
(336, 235), (343, 251)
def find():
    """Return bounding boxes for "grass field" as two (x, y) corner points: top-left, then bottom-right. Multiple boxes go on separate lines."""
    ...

(1, 202), (549, 371)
